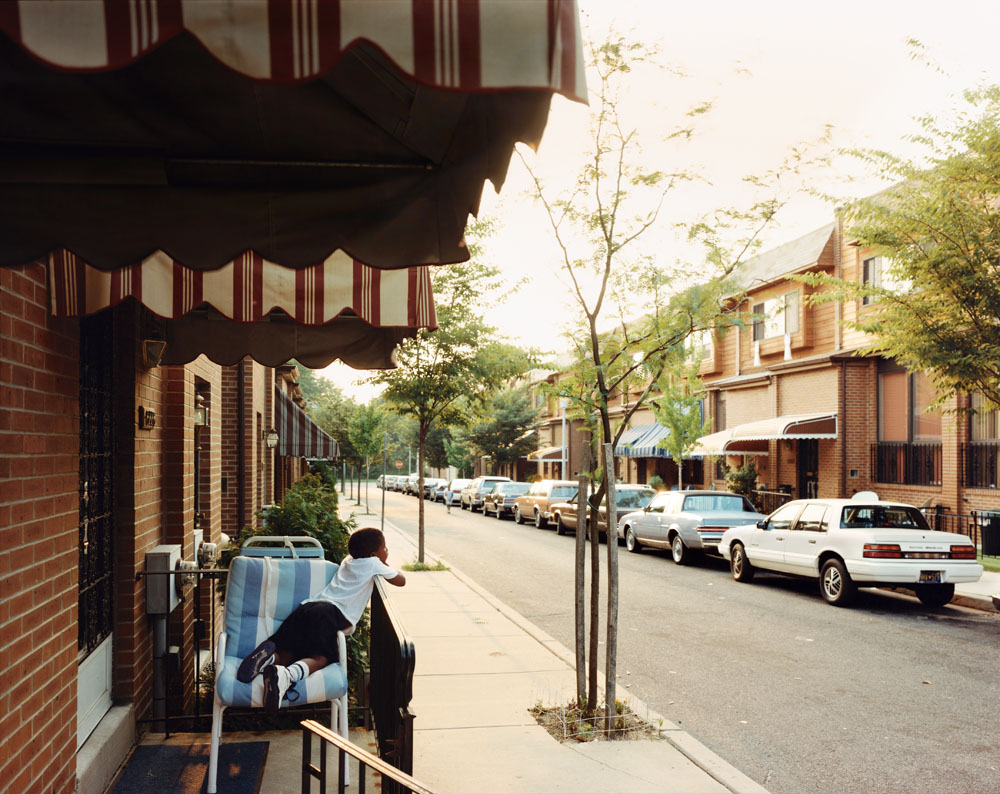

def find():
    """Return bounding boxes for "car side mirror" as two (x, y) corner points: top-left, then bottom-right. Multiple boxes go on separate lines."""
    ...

(756, 519), (767, 529)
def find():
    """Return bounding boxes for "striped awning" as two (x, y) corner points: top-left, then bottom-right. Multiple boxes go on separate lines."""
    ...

(613, 424), (651, 456)
(0, 0), (587, 272)
(47, 249), (435, 368)
(528, 445), (564, 461)
(275, 388), (338, 460)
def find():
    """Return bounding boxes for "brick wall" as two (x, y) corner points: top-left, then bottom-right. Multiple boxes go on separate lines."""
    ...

(0, 264), (79, 794)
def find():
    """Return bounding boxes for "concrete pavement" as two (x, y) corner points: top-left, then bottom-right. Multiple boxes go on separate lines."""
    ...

(355, 506), (771, 794)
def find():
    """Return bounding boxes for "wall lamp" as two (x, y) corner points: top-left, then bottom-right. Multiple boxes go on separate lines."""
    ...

(142, 338), (167, 369)
(264, 427), (279, 449)
(193, 393), (209, 427)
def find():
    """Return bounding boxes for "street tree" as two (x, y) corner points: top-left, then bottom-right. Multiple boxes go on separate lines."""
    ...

(650, 354), (707, 492)
(371, 231), (536, 561)
(444, 426), (475, 478)
(466, 389), (540, 475)
(803, 83), (1000, 410)
(348, 403), (384, 511)
(521, 33), (818, 726)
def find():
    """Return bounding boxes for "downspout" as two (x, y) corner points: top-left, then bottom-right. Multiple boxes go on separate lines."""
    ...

(841, 360), (847, 498)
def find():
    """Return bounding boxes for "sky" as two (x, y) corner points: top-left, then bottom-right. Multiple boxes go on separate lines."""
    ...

(321, 0), (1000, 402)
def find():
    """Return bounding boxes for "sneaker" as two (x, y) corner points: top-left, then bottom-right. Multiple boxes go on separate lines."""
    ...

(262, 664), (291, 714)
(236, 640), (276, 683)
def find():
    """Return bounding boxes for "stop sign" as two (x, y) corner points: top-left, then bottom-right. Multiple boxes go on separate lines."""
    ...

(395, 460), (403, 469)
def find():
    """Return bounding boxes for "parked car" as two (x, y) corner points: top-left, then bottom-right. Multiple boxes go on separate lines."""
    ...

(391, 476), (408, 492)
(460, 476), (511, 511)
(718, 492), (983, 607)
(443, 479), (471, 506)
(552, 484), (656, 537)
(383, 474), (398, 491)
(432, 481), (449, 502)
(513, 480), (579, 528)
(483, 482), (531, 519)
(422, 477), (445, 499)
(403, 473), (422, 495)
(617, 490), (765, 564)
(376, 474), (385, 488)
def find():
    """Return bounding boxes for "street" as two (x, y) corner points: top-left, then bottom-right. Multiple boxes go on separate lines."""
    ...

(364, 487), (1000, 794)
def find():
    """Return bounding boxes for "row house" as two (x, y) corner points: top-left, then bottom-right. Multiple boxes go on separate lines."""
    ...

(529, 215), (1000, 519)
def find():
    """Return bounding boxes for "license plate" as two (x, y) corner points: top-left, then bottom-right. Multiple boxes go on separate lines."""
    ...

(919, 571), (942, 584)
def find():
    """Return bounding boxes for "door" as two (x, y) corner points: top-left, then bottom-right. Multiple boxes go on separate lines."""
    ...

(798, 439), (819, 499)
(783, 503), (830, 576)
(747, 501), (801, 569)
(636, 493), (672, 544)
(77, 313), (117, 747)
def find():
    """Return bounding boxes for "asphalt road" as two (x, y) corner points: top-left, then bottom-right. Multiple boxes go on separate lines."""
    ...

(366, 487), (1000, 794)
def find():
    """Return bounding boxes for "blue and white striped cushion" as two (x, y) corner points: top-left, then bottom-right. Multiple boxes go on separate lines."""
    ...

(215, 556), (348, 708)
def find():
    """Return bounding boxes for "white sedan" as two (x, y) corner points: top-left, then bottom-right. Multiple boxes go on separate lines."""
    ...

(718, 492), (983, 607)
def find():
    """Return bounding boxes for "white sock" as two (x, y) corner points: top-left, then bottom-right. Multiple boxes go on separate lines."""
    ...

(288, 661), (309, 682)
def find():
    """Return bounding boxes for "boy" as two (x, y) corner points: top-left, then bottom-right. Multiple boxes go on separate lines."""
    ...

(236, 527), (406, 713)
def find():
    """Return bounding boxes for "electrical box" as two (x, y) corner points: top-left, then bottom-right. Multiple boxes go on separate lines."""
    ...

(146, 545), (181, 615)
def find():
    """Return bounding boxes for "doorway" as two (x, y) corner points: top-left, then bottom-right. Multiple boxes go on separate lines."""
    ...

(797, 439), (819, 499)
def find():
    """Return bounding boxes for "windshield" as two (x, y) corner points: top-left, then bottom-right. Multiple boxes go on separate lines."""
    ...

(840, 505), (931, 530)
(682, 494), (755, 512)
(551, 486), (577, 498)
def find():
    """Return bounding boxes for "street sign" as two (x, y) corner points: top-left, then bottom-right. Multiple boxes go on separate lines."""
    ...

(395, 460), (403, 469)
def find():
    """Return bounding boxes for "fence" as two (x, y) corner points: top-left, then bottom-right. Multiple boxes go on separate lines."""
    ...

(921, 506), (1000, 558)
(962, 442), (1000, 489)
(751, 489), (793, 515)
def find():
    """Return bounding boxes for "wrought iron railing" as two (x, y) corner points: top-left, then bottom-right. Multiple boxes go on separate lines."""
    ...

(750, 489), (793, 515)
(962, 442), (1000, 489)
(301, 719), (434, 794)
(369, 578), (416, 793)
(872, 442), (942, 486)
(921, 506), (1000, 557)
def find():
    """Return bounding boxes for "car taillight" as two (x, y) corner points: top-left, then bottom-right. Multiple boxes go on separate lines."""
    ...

(863, 543), (902, 558)
(950, 544), (977, 560)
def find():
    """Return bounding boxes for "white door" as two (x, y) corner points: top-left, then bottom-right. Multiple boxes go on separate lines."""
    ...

(77, 635), (113, 747)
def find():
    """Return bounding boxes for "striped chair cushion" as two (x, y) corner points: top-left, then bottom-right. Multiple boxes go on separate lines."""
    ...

(216, 556), (348, 708)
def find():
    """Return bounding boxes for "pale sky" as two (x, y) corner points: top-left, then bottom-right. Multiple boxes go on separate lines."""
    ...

(322, 0), (1000, 402)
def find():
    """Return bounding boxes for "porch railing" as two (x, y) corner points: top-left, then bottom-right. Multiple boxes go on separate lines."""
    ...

(750, 489), (793, 515)
(369, 578), (416, 794)
(962, 442), (1000, 489)
(872, 442), (942, 486)
(921, 506), (1000, 558)
(301, 719), (434, 794)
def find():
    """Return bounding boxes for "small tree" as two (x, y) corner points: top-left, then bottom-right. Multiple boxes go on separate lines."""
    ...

(651, 356), (707, 491)
(348, 404), (384, 512)
(467, 389), (540, 476)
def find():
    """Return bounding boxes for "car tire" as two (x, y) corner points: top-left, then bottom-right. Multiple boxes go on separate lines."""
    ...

(730, 542), (755, 583)
(670, 534), (691, 565)
(914, 583), (955, 608)
(461, 499), (468, 510)
(819, 558), (857, 606)
(496, 506), (505, 520)
(514, 507), (525, 524)
(625, 526), (642, 553)
(554, 513), (567, 535)
(534, 510), (545, 529)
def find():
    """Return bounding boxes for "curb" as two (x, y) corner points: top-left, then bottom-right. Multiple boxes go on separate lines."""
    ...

(349, 506), (771, 794)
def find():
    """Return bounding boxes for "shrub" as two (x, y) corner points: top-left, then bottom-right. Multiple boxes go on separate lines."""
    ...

(722, 459), (758, 498)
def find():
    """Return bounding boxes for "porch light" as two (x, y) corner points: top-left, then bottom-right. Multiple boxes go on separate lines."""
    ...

(264, 427), (279, 449)
(141, 338), (167, 369)
(193, 394), (208, 427)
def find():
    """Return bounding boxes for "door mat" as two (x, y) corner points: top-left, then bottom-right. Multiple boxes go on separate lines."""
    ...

(112, 741), (269, 794)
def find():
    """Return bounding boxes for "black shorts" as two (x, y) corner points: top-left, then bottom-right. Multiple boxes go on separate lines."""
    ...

(268, 601), (351, 662)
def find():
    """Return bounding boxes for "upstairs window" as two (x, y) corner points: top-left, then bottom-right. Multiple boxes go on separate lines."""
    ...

(969, 393), (999, 441)
(862, 255), (911, 305)
(752, 291), (799, 341)
(878, 364), (941, 442)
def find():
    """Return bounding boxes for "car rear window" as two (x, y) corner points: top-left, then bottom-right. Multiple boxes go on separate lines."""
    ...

(616, 490), (655, 509)
(840, 505), (930, 530)
(551, 486), (576, 498)
(682, 494), (754, 512)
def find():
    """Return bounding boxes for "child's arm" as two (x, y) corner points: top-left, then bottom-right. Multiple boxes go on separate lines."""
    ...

(385, 572), (406, 587)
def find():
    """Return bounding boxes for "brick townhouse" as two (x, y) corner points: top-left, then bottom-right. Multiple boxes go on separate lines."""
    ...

(528, 215), (1000, 519)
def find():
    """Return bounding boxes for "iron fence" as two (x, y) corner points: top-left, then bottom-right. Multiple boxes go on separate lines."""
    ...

(921, 506), (1000, 558)
(962, 442), (1000, 489)
(751, 489), (793, 515)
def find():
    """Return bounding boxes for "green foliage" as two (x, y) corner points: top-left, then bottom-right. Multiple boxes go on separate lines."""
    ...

(647, 473), (665, 491)
(650, 356), (707, 490)
(444, 426), (474, 477)
(424, 424), (452, 470)
(723, 459), (758, 498)
(348, 403), (384, 464)
(254, 474), (354, 564)
(308, 460), (338, 489)
(799, 82), (1000, 409)
(467, 389), (540, 469)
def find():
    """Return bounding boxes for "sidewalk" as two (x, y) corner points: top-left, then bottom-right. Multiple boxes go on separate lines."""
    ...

(952, 568), (1000, 612)
(350, 505), (771, 794)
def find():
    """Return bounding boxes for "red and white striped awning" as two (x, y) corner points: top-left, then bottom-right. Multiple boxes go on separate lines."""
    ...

(47, 248), (436, 368)
(275, 388), (338, 460)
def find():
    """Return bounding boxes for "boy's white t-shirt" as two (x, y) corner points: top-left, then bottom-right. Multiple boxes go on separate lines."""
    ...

(304, 556), (398, 631)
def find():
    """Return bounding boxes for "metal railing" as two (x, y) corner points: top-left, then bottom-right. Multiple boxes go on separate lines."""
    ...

(872, 442), (942, 486)
(369, 578), (416, 793)
(962, 442), (1000, 489)
(921, 506), (1000, 558)
(751, 489), (793, 515)
(300, 719), (434, 794)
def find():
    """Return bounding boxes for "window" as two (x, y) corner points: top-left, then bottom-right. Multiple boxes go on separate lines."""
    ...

(862, 255), (911, 305)
(688, 328), (714, 361)
(970, 393), (999, 441)
(766, 502), (802, 530)
(874, 363), (942, 485)
(794, 503), (829, 532)
(647, 494), (670, 513)
(752, 291), (799, 341)
(966, 394), (999, 489)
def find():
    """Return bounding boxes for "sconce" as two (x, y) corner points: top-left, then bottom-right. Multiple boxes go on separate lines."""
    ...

(193, 393), (209, 427)
(142, 338), (167, 369)
(264, 427), (279, 449)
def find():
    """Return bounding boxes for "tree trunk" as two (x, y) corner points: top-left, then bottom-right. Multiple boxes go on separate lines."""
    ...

(575, 474), (588, 708)
(603, 443), (618, 734)
(417, 427), (426, 563)
(587, 495), (600, 712)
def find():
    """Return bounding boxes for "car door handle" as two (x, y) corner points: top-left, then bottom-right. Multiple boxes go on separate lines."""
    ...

(808, 539), (816, 544)
(776, 537), (784, 541)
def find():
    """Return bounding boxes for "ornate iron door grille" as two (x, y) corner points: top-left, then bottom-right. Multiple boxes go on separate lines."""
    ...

(78, 313), (116, 658)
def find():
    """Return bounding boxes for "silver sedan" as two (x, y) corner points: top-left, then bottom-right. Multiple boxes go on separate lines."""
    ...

(616, 490), (765, 564)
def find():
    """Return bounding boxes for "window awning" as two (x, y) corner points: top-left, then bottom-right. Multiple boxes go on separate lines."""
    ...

(275, 388), (338, 460)
(0, 0), (587, 271)
(47, 248), (435, 368)
(615, 424), (671, 459)
(691, 412), (838, 456)
(528, 445), (564, 461)
(614, 424), (651, 456)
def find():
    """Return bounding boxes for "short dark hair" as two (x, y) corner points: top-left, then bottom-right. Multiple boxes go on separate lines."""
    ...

(348, 528), (384, 559)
